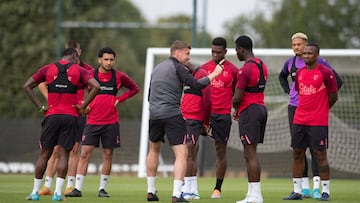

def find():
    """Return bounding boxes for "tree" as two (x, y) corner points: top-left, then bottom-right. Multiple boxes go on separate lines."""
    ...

(0, 1), (57, 117)
(0, 0), (200, 119)
(224, 0), (360, 48)
(0, 0), (146, 118)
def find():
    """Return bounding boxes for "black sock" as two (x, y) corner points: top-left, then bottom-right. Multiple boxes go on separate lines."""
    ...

(214, 178), (223, 191)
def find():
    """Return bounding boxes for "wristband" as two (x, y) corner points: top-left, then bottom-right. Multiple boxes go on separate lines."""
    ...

(38, 105), (46, 113)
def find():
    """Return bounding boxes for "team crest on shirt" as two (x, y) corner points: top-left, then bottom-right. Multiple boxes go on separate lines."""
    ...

(313, 74), (319, 81)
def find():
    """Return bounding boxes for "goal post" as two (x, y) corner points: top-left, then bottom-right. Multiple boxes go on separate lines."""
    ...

(138, 47), (360, 178)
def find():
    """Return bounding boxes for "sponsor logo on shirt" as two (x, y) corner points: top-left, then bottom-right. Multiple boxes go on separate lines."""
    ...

(55, 84), (68, 88)
(298, 83), (316, 95)
(211, 79), (225, 88)
(100, 86), (114, 91)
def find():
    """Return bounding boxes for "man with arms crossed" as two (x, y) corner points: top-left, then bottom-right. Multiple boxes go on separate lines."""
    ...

(283, 43), (338, 201)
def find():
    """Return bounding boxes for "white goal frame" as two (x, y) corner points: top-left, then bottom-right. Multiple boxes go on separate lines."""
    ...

(137, 47), (360, 178)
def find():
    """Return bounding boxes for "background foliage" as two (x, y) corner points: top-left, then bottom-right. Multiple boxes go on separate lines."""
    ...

(0, 0), (193, 118)
(224, 0), (360, 48)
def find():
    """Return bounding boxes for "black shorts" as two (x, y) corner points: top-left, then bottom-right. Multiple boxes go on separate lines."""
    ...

(185, 119), (203, 144)
(82, 123), (120, 148)
(210, 113), (232, 144)
(291, 124), (329, 150)
(149, 114), (187, 146)
(238, 104), (267, 145)
(40, 114), (78, 151)
(76, 114), (86, 142)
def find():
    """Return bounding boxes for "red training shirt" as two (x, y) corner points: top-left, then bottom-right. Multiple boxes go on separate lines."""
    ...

(32, 60), (93, 117)
(235, 58), (268, 114)
(293, 64), (338, 126)
(181, 67), (211, 126)
(77, 62), (94, 104)
(202, 59), (238, 114)
(86, 68), (139, 125)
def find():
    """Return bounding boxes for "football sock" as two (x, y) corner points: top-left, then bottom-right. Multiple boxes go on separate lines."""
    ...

(301, 177), (310, 190)
(321, 180), (330, 194)
(32, 178), (42, 194)
(172, 179), (183, 198)
(293, 178), (302, 194)
(313, 176), (320, 189)
(183, 177), (191, 193)
(99, 174), (109, 190)
(54, 177), (65, 195)
(75, 174), (85, 191)
(146, 176), (156, 194)
(215, 178), (223, 191)
(44, 176), (53, 188)
(191, 176), (198, 194)
(250, 182), (261, 197)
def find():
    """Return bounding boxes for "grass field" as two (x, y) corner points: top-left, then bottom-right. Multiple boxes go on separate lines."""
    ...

(0, 174), (358, 203)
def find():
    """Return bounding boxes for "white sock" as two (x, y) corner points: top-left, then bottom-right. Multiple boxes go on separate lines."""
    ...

(147, 176), (156, 194)
(172, 180), (183, 198)
(191, 176), (198, 194)
(250, 182), (262, 197)
(321, 180), (330, 194)
(75, 174), (85, 191)
(54, 177), (65, 196)
(44, 176), (53, 188)
(293, 178), (302, 194)
(313, 176), (320, 189)
(32, 178), (42, 194)
(301, 177), (310, 190)
(66, 176), (75, 188)
(183, 177), (191, 194)
(99, 174), (109, 190)
(246, 182), (252, 197)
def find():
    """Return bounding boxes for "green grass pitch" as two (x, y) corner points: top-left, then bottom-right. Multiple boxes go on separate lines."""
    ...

(0, 174), (358, 203)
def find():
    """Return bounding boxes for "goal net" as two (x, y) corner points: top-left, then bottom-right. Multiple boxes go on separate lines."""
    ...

(138, 48), (360, 178)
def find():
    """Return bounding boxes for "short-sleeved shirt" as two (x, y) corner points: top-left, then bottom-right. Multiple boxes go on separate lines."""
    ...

(293, 64), (338, 126)
(202, 60), (238, 115)
(32, 60), (93, 117)
(280, 56), (334, 106)
(235, 58), (268, 114)
(77, 61), (94, 104)
(181, 67), (211, 125)
(86, 68), (139, 125)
